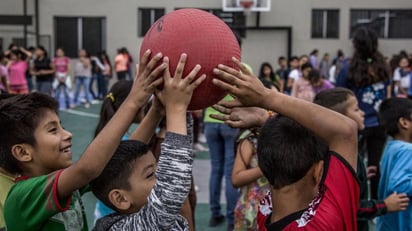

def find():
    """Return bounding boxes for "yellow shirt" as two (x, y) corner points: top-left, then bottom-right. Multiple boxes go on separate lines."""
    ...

(0, 172), (14, 228)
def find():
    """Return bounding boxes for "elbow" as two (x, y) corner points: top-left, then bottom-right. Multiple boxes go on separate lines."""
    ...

(231, 175), (241, 188)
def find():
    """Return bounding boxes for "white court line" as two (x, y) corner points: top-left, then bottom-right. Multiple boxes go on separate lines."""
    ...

(63, 109), (99, 118)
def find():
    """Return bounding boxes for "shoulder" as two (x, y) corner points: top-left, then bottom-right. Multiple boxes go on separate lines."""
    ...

(385, 140), (412, 156)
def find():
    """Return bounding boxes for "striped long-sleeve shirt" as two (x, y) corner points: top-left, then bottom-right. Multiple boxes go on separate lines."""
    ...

(93, 130), (193, 231)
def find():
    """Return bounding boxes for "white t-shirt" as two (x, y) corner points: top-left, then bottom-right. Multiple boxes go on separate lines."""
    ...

(393, 67), (410, 89)
(289, 69), (301, 80)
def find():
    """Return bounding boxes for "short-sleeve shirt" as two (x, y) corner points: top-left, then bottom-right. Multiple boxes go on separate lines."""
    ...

(34, 57), (54, 82)
(0, 172), (14, 229)
(288, 69), (300, 81)
(8, 61), (28, 86)
(4, 170), (88, 231)
(53, 56), (70, 73)
(257, 152), (360, 231)
(393, 67), (410, 89)
(114, 54), (128, 72)
(336, 65), (390, 127)
(377, 140), (412, 231)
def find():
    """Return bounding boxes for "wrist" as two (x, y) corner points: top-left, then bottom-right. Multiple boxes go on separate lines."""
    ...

(261, 89), (279, 109)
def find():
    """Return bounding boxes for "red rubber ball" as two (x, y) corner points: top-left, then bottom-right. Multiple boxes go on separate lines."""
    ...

(140, 8), (241, 110)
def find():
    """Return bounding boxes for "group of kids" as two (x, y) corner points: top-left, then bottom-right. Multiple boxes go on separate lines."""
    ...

(0, 26), (411, 231)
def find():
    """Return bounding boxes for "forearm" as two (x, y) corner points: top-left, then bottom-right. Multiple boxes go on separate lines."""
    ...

(150, 132), (193, 224)
(232, 167), (263, 188)
(262, 91), (357, 153)
(166, 108), (187, 135)
(129, 107), (164, 143)
(59, 98), (146, 197)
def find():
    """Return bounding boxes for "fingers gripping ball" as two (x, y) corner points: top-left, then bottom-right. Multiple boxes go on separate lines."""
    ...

(140, 8), (241, 110)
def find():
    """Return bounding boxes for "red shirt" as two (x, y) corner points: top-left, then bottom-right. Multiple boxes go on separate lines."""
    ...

(257, 152), (360, 231)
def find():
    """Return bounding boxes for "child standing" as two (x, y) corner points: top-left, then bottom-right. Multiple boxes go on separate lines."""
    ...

(291, 62), (314, 101)
(377, 98), (412, 230)
(309, 69), (334, 94)
(314, 88), (409, 231)
(212, 57), (359, 230)
(52, 48), (71, 109)
(90, 54), (205, 230)
(2, 50), (166, 230)
(232, 129), (271, 230)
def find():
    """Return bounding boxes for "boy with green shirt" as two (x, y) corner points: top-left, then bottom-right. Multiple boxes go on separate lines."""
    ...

(1, 50), (167, 231)
(0, 169), (14, 231)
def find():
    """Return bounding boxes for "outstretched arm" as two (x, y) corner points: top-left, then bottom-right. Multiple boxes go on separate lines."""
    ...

(129, 97), (165, 143)
(57, 50), (166, 199)
(212, 57), (358, 171)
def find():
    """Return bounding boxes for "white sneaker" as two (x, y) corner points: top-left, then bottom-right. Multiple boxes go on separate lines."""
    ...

(193, 143), (208, 151)
(198, 133), (207, 143)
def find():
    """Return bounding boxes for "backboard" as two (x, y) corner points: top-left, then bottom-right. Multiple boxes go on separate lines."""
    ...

(222, 0), (271, 12)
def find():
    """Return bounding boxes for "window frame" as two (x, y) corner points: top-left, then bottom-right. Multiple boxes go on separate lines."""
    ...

(350, 9), (412, 39)
(54, 16), (106, 58)
(311, 9), (340, 39)
(137, 8), (165, 37)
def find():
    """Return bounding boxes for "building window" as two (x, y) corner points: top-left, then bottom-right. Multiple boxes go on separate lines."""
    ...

(350, 9), (412, 38)
(54, 17), (106, 58)
(12, 38), (25, 47)
(138, 8), (165, 37)
(311, 9), (339, 39)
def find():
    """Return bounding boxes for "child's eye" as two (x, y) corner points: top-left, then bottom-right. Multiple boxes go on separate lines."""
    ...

(146, 172), (155, 179)
(49, 128), (57, 133)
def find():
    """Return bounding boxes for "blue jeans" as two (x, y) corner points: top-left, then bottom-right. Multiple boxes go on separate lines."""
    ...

(89, 73), (98, 100)
(37, 81), (52, 95)
(205, 123), (239, 225)
(55, 83), (71, 108)
(73, 76), (91, 104)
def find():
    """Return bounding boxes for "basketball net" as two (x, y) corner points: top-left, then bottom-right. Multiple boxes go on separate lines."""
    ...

(239, 0), (253, 15)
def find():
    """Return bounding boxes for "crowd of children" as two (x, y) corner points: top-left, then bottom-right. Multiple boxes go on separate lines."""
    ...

(1, 26), (412, 231)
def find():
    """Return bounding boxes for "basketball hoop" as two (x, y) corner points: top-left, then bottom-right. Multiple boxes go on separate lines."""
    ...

(239, 0), (254, 15)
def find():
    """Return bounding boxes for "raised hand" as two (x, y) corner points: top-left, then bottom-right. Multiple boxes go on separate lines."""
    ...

(210, 99), (270, 129)
(131, 50), (166, 103)
(156, 54), (206, 112)
(385, 192), (410, 212)
(212, 57), (275, 108)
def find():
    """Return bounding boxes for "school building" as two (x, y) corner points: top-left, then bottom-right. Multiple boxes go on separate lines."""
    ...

(1, 0), (411, 72)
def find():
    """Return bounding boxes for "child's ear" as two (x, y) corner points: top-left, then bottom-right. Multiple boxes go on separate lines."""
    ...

(399, 117), (410, 130)
(108, 189), (131, 211)
(11, 144), (33, 163)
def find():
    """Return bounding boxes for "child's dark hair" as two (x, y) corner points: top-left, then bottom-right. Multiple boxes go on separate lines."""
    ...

(0, 93), (59, 174)
(308, 69), (321, 85)
(313, 87), (354, 115)
(90, 140), (150, 211)
(36, 45), (48, 58)
(301, 62), (313, 71)
(379, 98), (412, 137)
(257, 116), (328, 189)
(348, 27), (390, 87)
(259, 62), (275, 80)
(95, 80), (133, 137)
(289, 56), (298, 62)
